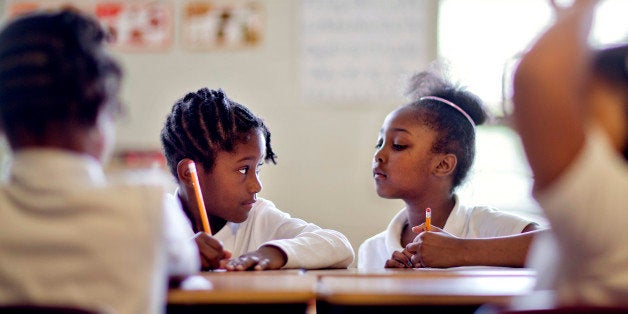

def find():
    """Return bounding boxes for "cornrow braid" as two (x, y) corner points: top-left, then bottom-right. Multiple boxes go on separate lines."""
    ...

(161, 87), (277, 180)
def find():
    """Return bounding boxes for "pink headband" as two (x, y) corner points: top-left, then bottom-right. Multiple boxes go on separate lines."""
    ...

(420, 96), (476, 128)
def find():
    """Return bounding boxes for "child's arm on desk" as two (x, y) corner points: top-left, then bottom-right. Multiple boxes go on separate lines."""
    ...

(405, 224), (546, 268)
(221, 245), (287, 271)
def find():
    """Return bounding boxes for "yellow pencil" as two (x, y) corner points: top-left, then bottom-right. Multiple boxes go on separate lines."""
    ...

(425, 207), (431, 231)
(188, 161), (211, 234)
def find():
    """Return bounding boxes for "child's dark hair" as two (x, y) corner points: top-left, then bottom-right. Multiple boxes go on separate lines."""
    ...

(161, 87), (277, 180)
(404, 70), (489, 191)
(593, 43), (628, 161)
(594, 43), (628, 84)
(0, 9), (122, 144)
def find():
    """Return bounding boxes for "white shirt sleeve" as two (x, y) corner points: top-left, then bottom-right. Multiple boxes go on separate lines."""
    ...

(357, 232), (388, 269)
(253, 199), (355, 269)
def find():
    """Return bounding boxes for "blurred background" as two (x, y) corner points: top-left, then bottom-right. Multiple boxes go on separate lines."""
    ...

(0, 0), (626, 266)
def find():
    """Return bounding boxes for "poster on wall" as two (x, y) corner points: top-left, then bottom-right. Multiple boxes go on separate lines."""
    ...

(300, 0), (432, 105)
(94, 1), (174, 52)
(181, 0), (264, 51)
(4, 0), (92, 19)
(4, 0), (174, 52)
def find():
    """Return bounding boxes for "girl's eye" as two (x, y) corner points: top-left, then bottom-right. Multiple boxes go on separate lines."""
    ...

(238, 166), (249, 175)
(255, 163), (263, 174)
(392, 144), (407, 151)
(374, 139), (383, 149)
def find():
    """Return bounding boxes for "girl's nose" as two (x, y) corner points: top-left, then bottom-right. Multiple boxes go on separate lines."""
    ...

(248, 173), (262, 194)
(374, 149), (385, 163)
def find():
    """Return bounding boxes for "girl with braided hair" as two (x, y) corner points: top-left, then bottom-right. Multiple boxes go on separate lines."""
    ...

(161, 87), (354, 271)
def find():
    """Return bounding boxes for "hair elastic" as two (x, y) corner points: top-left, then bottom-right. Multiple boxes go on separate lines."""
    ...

(420, 96), (476, 128)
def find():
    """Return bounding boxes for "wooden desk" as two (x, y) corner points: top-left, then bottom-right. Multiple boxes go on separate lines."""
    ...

(167, 267), (536, 314)
(306, 266), (536, 278)
(167, 270), (316, 314)
(315, 267), (536, 314)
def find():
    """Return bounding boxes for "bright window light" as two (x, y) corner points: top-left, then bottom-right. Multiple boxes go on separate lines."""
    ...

(438, 0), (627, 220)
(438, 0), (628, 114)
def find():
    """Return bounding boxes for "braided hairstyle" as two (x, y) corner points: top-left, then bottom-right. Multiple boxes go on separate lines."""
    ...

(161, 87), (277, 180)
(0, 9), (122, 144)
(404, 70), (490, 191)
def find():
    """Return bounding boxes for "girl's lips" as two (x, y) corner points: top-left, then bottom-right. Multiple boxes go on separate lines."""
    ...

(241, 201), (255, 211)
(373, 170), (387, 179)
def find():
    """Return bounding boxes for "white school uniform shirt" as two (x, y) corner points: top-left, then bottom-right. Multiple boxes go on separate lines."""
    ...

(172, 194), (354, 269)
(526, 126), (628, 306)
(357, 194), (534, 269)
(0, 149), (199, 314)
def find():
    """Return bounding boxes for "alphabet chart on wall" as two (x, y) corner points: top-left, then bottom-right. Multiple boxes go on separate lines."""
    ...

(300, 0), (433, 105)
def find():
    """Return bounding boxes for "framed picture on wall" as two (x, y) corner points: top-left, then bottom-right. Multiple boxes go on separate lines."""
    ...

(94, 0), (174, 52)
(4, 0), (92, 19)
(4, 0), (174, 52)
(181, 0), (264, 51)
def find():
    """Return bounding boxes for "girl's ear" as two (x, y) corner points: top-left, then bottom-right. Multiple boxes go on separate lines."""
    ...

(176, 158), (194, 187)
(433, 153), (457, 177)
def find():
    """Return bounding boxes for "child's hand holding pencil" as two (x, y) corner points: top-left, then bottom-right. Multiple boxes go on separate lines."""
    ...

(193, 232), (232, 270)
(187, 161), (232, 270)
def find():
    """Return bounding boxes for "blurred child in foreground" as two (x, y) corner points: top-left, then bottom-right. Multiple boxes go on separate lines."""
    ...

(0, 9), (198, 313)
(513, 0), (628, 307)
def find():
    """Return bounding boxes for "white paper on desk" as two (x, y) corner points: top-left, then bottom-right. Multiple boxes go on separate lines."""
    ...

(180, 275), (213, 290)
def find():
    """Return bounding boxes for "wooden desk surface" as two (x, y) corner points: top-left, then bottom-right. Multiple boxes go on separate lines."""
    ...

(168, 267), (536, 309)
(168, 270), (316, 304)
(317, 274), (536, 306)
(306, 266), (536, 278)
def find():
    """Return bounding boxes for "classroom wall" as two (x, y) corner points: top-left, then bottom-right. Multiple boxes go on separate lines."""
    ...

(1, 0), (546, 267)
(110, 0), (439, 266)
(0, 0), (547, 267)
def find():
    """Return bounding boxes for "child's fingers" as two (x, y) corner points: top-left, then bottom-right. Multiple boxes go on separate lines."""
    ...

(194, 234), (231, 270)
(226, 255), (260, 271)
(401, 249), (413, 260)
(412, 224), (443, 233)
(405, 241), (419, 254)
(411, 224), (425, 234)
(384, 258), (408, 268)
(219, 259), (229, 269)
(411, 254), (425, 268)
(195, 232), (225, 251)
(389, 250), (412, 268)
(254, 259), (271, 271)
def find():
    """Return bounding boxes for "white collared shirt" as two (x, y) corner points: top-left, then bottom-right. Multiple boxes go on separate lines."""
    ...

(358, 194), (533, 269)
(171, 194), (355, 269)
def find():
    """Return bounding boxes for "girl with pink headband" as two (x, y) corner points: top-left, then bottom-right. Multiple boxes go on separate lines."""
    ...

(358, 70), (547, 269)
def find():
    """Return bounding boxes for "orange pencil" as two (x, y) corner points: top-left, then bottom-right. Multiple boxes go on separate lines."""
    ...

(188, 161), (211, 234)
(425, 207), (431, 231)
